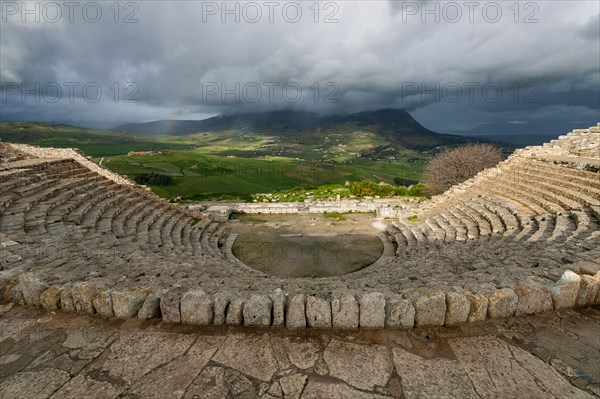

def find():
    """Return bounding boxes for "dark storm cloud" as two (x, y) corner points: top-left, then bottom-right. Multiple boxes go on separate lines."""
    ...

(0, 0), (598, 132)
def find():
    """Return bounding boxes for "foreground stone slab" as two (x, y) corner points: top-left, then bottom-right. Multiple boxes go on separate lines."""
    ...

(331, 294), (359, 329)
(392, 347), (479, 399)
(102, 331), (196, 384)
(212, 333), (279, 382)
(449, 336), (593, 399)
(323, 338), (392, 390)
(301, 379), (385, 399)
(184, 366), (256, 399)
(49, 374), (126, 399)
(283, 336), (321, 369)
(1, 305), (598, 398)
(278, 374), (308, 399)
(122, 336), (224, 399)
(0, 368), (70, 399)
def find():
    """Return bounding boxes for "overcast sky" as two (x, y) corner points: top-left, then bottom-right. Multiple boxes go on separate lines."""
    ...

(1, 0), (599, 134)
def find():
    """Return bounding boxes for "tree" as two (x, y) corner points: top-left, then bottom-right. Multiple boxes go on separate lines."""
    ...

(422, 143), (502, 195)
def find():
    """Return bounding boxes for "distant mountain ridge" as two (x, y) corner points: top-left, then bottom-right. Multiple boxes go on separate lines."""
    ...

(112, 109), (477, 151)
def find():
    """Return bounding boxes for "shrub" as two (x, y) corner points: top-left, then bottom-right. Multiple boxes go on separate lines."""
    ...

(396, 183), (424, 197)
(394, 177), (418, 187)
(422, 143), (502, 195)
(134, 173), (172, 186)
(349, 180), (396, 197)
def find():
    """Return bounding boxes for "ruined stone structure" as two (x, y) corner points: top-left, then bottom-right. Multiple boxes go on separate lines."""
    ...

(0, 124), (599, 330)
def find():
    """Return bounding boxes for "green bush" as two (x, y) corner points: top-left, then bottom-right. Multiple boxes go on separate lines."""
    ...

(395, 183), (424, 197)
(394, 177), (418, 187)
(134, 173), (172, 186)
(349, 180), (396, 197)
(179, 192), (253, 202)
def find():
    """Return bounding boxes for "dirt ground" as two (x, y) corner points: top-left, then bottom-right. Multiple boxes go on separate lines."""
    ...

(228, 213), (385, 277)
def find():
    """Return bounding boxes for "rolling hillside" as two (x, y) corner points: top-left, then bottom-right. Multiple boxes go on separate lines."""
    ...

(113, 109), (476, 151)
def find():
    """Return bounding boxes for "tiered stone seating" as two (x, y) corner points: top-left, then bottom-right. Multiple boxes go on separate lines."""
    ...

(0, 150), (230, 270)
(388, 125), (600, 255)
(1, 127), (599, 331)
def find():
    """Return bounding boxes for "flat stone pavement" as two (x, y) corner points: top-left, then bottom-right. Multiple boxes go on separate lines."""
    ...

(0, 304), (599, 399)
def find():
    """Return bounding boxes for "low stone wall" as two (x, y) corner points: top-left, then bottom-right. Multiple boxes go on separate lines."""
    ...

(7, 143), (134, 186)
(2, 267), (598, 330)
(233, 199), (411, 217)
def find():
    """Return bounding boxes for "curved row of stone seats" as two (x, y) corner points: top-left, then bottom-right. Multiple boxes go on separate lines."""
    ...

(388, 201), (600, 254)
(0, 154), (228, 260)
(415, 126), (600, 220)
(4, 267), (599, 330)
(538, 125), (600, 160)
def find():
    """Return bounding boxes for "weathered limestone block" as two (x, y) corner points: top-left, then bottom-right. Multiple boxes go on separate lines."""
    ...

(413, 292), (446, 327)
(306, 296), (332, 329)
(385, 297), (415, 329)
(445, 292), (470, 326)
(576, 274), (600, 306)
(595, 272), (600, 305)
(359, 292), (385, 328)
(331, 294), (359, 329)
(92, 290), (114, 317)
(40, 285), (63, 311)
(286, 294), (306, 329)
(465, 293), (488, 323)
(270, 288), (286, 327)
(487, 288), (518, 318)
(243, 294), (272, 327)
(19, 273), (48, 307)
(72, 282), (100, 315)
(60, 286), (76, 313)
(213, 292), (230, 325)
(226, 297), (244, 325)
(160, 287), (187, 323)
(514, 284), (553, 316)
(138, 293), (161, 319)
(180, 289), (214, 325)
(112, 289), (148, 318)
(578, 263), (600, 276)
(549, 270), (580, 309)
(0, 277), (8, 301)
(9, 283), (25, 305)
